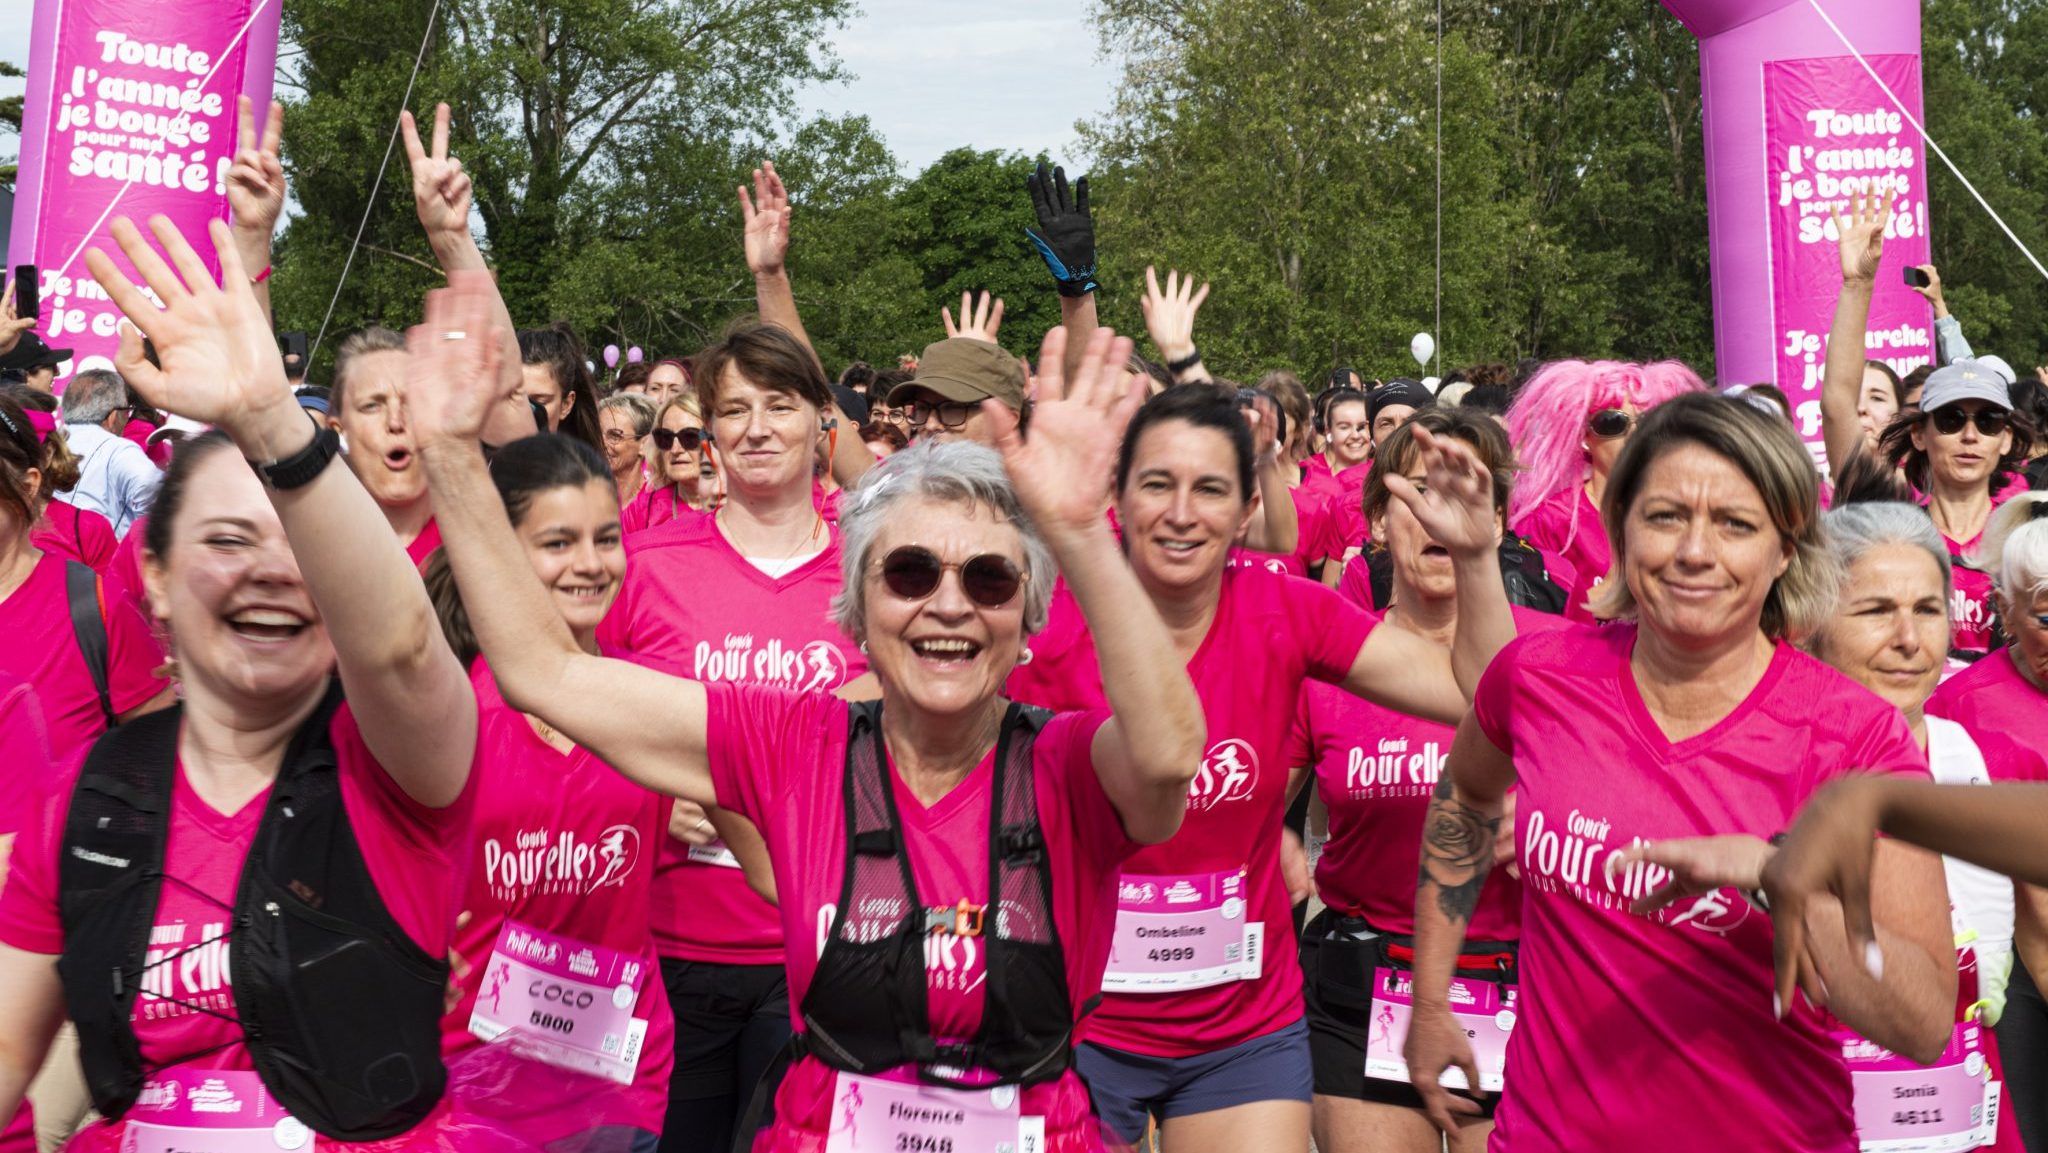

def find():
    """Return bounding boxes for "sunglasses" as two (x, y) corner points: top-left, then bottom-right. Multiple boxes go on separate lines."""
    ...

(906, 400), (975, 431)
(1927, 406), (2009, 438)
(653, 427), (707, 452)
(1588, 409), (1635, 439)
(877, 546), (1026, 608)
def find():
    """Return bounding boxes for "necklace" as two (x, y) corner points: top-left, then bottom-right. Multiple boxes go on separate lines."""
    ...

(717, 504), (825, 563)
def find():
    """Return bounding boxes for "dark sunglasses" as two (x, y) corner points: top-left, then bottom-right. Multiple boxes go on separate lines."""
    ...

(906, 400), (975, 431)
(1927, 405), (2009, 438)
(653, 427), (707, 452)
(877, 546), (1026, 608)
(1588, 409), (1635, 439)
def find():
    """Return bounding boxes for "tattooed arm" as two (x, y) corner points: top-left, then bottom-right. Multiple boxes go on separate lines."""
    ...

(1404, 711), (1517, 1133)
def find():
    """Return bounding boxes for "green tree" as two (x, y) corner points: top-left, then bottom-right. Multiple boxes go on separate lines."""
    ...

(1, 61), (24, 188)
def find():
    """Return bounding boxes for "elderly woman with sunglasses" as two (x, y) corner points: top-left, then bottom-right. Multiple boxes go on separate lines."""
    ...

(1505, 360), (1705, 615)
(412, 279), (1206, 1153)
(635, 394), (714, 531)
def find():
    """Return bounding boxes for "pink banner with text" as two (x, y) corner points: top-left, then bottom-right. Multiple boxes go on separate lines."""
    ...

(7, 0), (279, 385)
(1764, 54), (1932, 461)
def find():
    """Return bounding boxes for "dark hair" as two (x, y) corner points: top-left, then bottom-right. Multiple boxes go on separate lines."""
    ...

(872, 368), (911, 400)
(2010, 378), (2048, 440)
(1878, 404), (2035, 495)
(0, 384), (57, 414)
(1465, 362), (1512, 389)
(1461, 384), (1510, 415)
(0, 395), (43, 530)
(1901, 364), (1935, 405)
(612, 362), (652, 396)
(1363, 407), (1515, 532)
(860, 421), (908, 452)
(1864, 360), (1904, 410)
(1323, 387), (1369, 424)
(1127, 354), (1173, 391)
(1829, 445), (1914, 506)
(1742, 383), (1794, 421)
(692, 321), (831, 414)
(839, 362), (877, 393)
(1115, 383), (1255, 502)
(1511, 358), (1545, 392)
(423, 434), (615, 667)
(143, 430), (240, 558)
(518, 324), (606, 456)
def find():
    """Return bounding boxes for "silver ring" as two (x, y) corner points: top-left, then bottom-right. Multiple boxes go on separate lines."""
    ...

(443, 330), (467, 341)
(693, 818), (710, 834)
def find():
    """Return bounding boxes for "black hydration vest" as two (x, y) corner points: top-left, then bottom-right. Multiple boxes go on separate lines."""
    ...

(795, 700), (1088, 1088)
(56, 682), (450, 1141)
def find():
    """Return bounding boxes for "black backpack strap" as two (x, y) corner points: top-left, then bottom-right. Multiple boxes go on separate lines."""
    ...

(65, 560), (114, 728)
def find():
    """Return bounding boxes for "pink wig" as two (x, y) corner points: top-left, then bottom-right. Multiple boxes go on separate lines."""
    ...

(1506, 359), (1707, 524)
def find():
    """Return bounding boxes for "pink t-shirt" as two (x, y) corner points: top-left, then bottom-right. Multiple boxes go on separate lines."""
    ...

(621, 483), (706, 537)
(0, 676), (46, 1153)
(597, 513), (866, 964)
(1288, 606), (1565, 939)
(1471, 623), (1927, 1153)
(33, 499), (118, 571)
(1512, 488), (1607, 598)
(1298, 459), (1371, 562)
(1930, 648), (2048, 784)
(405, 517), (443, 571)
(0, 702), (475, 1145)
(1226, 484), (1340, 578)
(100, 516), (167, 668)
(441, 661), (675, 1140)
(704, 685), (1131, 1151)
(1941, 531), (1996, 657)
(0, 552), (164, 762)
(1009, 566), (1375, 1057)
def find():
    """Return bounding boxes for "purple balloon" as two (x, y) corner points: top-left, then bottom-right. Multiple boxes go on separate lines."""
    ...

(627, 347), (644, 364)
(602, 344), (620, 368)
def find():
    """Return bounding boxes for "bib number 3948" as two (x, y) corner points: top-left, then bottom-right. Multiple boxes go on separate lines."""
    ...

(1364, 968), (1515, 1093)
(1102, 868), (1261, 993)
(822, 1073), (1045, 1153)
(120, 1072), (314, 1152)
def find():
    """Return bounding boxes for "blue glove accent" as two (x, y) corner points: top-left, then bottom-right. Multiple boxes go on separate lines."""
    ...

(1026, 229), (1072, 281)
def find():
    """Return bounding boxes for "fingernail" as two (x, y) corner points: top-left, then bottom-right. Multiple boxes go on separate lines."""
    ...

(1772, 992), (1784, 1020)
(1865, 942), (1884, 982)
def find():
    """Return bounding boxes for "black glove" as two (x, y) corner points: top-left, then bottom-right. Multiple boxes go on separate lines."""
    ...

(1025, 161), (1097, 298)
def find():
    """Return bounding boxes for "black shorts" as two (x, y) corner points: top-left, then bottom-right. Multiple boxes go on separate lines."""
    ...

(1298, 908), (1502, 1117)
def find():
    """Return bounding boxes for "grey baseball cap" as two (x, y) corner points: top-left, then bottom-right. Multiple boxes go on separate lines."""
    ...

(1919, 359), (2012, 413)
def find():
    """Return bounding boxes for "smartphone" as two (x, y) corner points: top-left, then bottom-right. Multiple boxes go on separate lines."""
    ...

(1904, 267), (1931, 289)
(12, 265), (38, 321)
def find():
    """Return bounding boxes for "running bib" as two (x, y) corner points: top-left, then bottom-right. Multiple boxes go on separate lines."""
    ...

(1839, 1021), (1999, 1153)
(822, 1073), (1044, 1153)
(1364, 967), (1516, 1092)
(1102, 868), (1261, 993)
(121, 1072), (315, 1152)
(468, 920), (649, 1085)
(688, 839), (741, 868)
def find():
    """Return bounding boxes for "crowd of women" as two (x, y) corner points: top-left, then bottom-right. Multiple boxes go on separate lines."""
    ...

(0, 97), (2044, 1153)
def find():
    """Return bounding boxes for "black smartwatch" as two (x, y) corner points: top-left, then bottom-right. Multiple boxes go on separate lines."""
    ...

(253, 421), (341, 491)
(1166, 348), (1204, 376)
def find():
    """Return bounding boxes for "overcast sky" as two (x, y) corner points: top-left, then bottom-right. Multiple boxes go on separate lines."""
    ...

(0, 0), (1121, 175)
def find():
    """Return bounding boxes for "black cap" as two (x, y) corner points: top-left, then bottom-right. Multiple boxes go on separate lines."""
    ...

(0, 333), (73, 372)
(1369, 378), (1435, 423)
(830, 382), (870, 426)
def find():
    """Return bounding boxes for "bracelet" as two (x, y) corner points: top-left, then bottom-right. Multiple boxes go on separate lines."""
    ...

(1166, 349), (1204, 375)
(1745, 832), (1790, 914)
(251, 420), (340, 491)
(250, 265), (273, 285)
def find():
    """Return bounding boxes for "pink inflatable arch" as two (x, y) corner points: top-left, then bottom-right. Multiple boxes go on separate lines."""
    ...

(1660, 0), (1929, 463)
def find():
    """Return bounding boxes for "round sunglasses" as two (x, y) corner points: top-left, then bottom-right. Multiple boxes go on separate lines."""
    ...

(876, 546), (1026, 608)
(653, 427), (708, 452)
(1588, 409), (1635, 439)
(1927, 405), (2010, 438)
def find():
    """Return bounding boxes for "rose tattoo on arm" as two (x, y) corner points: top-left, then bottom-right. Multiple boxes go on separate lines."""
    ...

(1419, 774), (1502, 924)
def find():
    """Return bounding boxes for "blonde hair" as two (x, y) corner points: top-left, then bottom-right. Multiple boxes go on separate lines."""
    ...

(1589, 393), (1838, 640)
(599, 392), (659, 437)
(657, 394), (703, 426)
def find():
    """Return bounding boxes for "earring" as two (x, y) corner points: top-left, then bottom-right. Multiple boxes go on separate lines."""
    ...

(1017, 647), (1034, 667)
(858, 641), (868, 655)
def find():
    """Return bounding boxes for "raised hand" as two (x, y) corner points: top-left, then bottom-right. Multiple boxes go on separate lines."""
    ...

(1025, 161), (1096, 297)
(1140, 265), (1208, 365)
(1832, 188), (1895, 285)
(1243, 391), (1279, 465)
(406, 270), (510, 450)
(225, 95), (287, 237)
(1907, 264), (1944, 308)
(740, 161), (792, 278)
(85, 216), (293, 444)
(942, 290), (1004, 344)
(1383, 425), (1500, 558)
(0, 279), (38, 359)
(401, 103), (473, 242)
(1608, 835), (1773, 916)
(982, 326), (1140, 536)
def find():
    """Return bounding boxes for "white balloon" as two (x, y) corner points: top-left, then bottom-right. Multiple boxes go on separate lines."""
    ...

(1410, 332), (1435, 368)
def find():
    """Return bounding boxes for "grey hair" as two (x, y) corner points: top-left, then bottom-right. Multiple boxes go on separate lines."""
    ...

(599, 392), (659, 437)
(60, 369), (128, 425)
(1823, 501), (1954, 601)
(1973, 492), (2048, 601)
(830, 439), (1055, 640)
